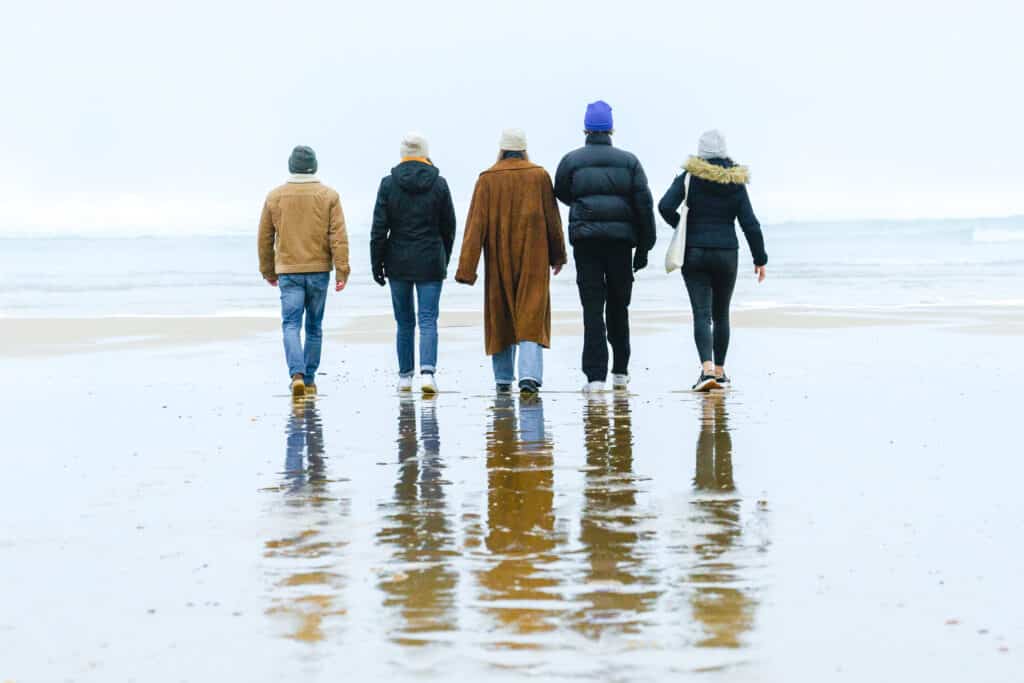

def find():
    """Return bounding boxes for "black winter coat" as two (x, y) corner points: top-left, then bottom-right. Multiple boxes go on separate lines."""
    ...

(658, 157), (767, 266)
(554, 133), (657, 252)
(371, 160), (457, 282)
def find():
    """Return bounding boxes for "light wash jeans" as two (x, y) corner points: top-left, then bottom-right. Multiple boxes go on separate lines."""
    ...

(491, 341), (544, 386)
(279, 272), (330, 384)
(389, 280), (443, 377)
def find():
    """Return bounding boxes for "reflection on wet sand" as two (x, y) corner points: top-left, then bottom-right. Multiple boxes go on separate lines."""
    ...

(376, 397), (457, 644)
(576, 395), (660, 637)
(689, 394), (756, 649)
(478, 395), (563, 643)
(264, 399), (347, 642)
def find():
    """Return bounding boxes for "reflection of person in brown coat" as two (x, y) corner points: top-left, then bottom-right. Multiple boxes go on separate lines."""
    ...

(455, 129), (568, 394)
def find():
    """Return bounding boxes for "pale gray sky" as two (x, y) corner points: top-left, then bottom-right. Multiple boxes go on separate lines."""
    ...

(1, 0), (1021, 234)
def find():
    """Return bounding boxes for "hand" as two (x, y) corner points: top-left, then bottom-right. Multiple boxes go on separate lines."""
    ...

(552, 264), (563, 276)
(755, 265), (767, 283)
(632, 250), (648, 273)
(335, 278), (347, 292)
(265, 278), (278, 287)
(373, 268), (387, 287)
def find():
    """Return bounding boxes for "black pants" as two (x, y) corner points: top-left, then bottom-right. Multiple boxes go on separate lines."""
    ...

(574, 242), (634, 382)
(682, 247), (738, 366)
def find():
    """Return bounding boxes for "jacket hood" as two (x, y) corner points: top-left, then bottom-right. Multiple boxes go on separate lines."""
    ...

(684, 156), (750, 185)
(392, 160), (439, 193)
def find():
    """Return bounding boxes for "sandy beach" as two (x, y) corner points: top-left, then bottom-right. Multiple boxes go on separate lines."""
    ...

(1, 302), (1021, 682)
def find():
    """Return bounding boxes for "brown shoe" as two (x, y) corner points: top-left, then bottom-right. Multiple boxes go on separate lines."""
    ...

(305, 383), (317, 396)
(290, 374), (306, 398)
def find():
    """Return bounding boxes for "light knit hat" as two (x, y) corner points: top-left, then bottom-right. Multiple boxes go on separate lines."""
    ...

(400, 131), (429, 159)
(499, 128), (528, 151)
(697, 129), (728, 159)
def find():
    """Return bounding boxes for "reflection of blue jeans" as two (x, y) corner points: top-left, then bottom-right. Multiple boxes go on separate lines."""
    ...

(279, 273), (330, 383)
(389, 280), (443, 377)
(492, 341), (544, 385)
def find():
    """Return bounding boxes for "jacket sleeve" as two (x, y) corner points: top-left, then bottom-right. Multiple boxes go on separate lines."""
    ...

(553, 155), (573, 206)
(329, 193), (351, 281)
(438, 178), (457, 264)
(540, 172), (567, 267)
(631, 161), (657, 252)
(736, 186), (767, 266)
(370, 178), (389, 273)
(257, 197), (276, 279)
(454, 177), (487, 285)
(658, 172), (687, 228)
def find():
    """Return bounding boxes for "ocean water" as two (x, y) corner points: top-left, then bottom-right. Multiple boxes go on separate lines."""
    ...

(1, 216), (1022, 318)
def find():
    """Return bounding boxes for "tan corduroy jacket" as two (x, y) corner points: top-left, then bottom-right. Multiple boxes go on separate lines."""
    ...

(257, 177), (350, 282)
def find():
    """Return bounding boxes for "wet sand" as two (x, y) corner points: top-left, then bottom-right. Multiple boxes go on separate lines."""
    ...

(0, 307), (1021, 681)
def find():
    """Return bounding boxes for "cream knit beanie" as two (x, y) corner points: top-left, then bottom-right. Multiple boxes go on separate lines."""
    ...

(697, 129), (728, 159)
(400, 132), (429, 159)
(499, 128), (528, 152)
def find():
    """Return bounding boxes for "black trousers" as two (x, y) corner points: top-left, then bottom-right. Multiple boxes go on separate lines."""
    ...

(574, 241), (634, 382)
(682, 247), (738, 365)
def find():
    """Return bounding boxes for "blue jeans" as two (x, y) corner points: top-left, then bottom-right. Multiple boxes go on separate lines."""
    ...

(492, 341), (544, 385)
(279, 273), (330, 384)
(389, 280), (443, 377)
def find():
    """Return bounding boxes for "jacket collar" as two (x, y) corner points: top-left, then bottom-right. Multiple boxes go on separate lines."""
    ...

(287, 173), (320, 184)
(400, 156), (432, 166)
(483, 157), (535, 174)
(585, 132), (613, 146)
(684, 156), (750, 184)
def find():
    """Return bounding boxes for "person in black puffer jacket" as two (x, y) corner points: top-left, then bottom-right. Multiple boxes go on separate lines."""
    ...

(658, 129), (768, 392)
(554, 100), (656, 392)
(370, 132), (456, 393)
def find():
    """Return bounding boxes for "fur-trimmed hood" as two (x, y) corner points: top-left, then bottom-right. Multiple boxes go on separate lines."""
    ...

(684, 156), (750, 185)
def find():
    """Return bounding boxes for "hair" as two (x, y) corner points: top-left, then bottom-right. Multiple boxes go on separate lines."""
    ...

(496, 150), (530, 163)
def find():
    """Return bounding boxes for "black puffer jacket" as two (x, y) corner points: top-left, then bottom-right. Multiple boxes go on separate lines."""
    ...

(371, 160), (457, 282)
(554, 133), (656, 252)
(658, 157), (767, 266)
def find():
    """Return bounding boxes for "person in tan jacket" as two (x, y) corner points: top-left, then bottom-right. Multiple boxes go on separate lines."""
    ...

(455, 129), (567, 395)
(258, 146), (350, 398)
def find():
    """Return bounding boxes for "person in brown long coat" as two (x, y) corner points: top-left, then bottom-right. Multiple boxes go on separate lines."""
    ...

(455, 129), (567, 395)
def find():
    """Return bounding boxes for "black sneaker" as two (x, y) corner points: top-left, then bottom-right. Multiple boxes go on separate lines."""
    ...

(519, 379), (540, 395)
(496, 383), (513, 394)
(715, 373), (731, 388)
(692, 373), (720, 392)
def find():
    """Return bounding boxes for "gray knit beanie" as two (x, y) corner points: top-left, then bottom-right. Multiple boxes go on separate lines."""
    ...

(697, 130), (728, 159)
(288, 146), (317, 174)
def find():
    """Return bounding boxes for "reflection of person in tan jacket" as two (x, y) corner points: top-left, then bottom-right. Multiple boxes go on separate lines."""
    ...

(257, 146), (350, 398)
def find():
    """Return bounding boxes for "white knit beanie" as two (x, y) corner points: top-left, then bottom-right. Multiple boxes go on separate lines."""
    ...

(400, 131), (429, 159)
(697, 129), (728, 159)
(499, 128), (528, 152)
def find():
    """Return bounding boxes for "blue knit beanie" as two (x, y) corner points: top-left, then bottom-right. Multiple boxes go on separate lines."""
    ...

(584, 100), (613, 132)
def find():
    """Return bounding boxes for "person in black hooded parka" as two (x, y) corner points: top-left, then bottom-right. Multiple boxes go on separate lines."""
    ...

(658, 129), (768, 392)
(371, 132), (456, 394)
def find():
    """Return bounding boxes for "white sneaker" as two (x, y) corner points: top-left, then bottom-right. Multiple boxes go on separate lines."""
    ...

(398, 376), (413, 392)
(583, 381), (607, 394)
(612, 374), (630, 391)
(421, 374), (437, 395)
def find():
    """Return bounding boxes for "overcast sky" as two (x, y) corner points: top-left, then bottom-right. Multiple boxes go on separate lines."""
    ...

(1, 0), (1021, 234)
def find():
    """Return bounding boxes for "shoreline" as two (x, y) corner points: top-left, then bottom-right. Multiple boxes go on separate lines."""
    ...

(1, 303), (1021, 357)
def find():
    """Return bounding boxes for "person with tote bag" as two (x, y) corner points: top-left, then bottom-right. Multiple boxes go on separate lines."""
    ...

(658, 130), (768, 392)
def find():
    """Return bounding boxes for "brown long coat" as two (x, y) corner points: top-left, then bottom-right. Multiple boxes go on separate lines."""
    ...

(455, 158), (567, 355)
